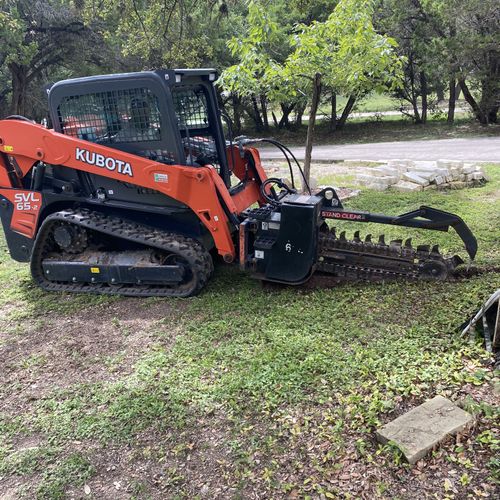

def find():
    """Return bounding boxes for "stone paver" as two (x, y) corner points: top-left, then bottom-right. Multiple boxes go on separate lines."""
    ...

(376, 395), (473, 464)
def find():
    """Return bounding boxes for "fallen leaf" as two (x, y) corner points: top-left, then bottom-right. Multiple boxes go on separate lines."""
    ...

(444, 478), (453, 491)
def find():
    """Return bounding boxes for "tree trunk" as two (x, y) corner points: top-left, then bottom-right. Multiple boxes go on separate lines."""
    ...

(277, 103), (294, 129)
(244, 94), (264, 131)
(407, 56), (421, 123)
(330, 93), (337, 131)
(488, 107), (498, 124)
(260, 94), (269, 130)
(436, 83), (445, 102)
(251, 95), (264, 129)
(447, 78), (456, 124)
(272, 112), (279, 128)
(303, 73), (322, 193)
(480, 72), (498, 124)
(337, 95), (356, 129)
(9, 63), (28, 116)
(295, 102), (306, 127)
(412, 100), (422, 123)
(459, 79), (488, 125)
(420, 71), (428, 124)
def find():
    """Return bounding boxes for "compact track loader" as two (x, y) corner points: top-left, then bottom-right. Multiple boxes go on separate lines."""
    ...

(0, 69), (477, 297)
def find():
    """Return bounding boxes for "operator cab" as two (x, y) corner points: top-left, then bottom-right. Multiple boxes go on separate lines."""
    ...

(47, 69), (230, 186)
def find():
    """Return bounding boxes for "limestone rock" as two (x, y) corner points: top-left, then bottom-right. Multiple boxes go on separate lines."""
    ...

(371, 166), (401, 179)
(376, 395), (473, 464)
(393, 181), (423, 192)
(402, 171), (429, 186)
(462, 165), (476, 174)
(412, 170), (437, 182)
(437, 160), (464, 171)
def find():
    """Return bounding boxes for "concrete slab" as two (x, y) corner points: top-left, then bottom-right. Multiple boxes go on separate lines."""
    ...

(356, 174), (397, 188)
(392, 180), (422, 192)
(411, 170), (437, 181)
(387, 159), (415, 171)
(402, 171), (429, 186)
(371, 166), (401, 178)
(376, 395), (473, 464)
(437, 159), (464, 170)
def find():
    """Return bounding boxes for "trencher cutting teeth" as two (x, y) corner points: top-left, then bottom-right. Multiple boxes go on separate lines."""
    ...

(317, 230), (460, 282)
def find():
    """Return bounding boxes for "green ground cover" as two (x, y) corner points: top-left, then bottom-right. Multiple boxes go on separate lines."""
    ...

(0, 167), (499, 498)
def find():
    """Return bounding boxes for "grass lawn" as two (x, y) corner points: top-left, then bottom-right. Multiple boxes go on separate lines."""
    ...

(314, 93), (469, 115)
(241, 115), (500, 147)
(0, 167), (499, 498)
(312, 93), (399, 115)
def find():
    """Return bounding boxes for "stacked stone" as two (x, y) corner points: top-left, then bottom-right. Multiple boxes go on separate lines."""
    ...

(355, 160), (488, 192)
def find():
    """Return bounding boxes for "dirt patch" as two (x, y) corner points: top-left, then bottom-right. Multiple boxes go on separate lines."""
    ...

(0, 298), (186, 417)
(0, 485), (25, 500)
(63, 412), (237, 499)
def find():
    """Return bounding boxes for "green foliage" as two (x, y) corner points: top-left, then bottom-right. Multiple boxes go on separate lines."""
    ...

(222, 2), (288, 98)
(379, 0), (500, 123)
(83, 0), (245, 69)
(0, 6), (38, 67)
(36, 453), (95, 499)
(0, 445), (61, 476)
(221, 0), (403, 103)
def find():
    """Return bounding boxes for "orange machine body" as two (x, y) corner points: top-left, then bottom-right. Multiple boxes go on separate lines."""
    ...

(0, 120), (268, 261)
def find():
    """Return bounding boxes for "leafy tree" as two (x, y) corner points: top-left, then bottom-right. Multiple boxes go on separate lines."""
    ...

(83, 1), (244, 70)
(221, 0), (403, 188)
(0, 0), (99, 116)
(217, 0), (340, 132)
(379, 0), (499, 124)
(425, 0), (499, 124)
(377, 0), (437, 123)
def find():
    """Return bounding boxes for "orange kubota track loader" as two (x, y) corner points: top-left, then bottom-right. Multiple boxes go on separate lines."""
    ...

(0, 69), (477, 297)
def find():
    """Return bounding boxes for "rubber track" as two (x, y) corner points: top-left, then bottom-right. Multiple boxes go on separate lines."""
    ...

(317, 231), (458, 282)
(31, 209), (214, 297)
